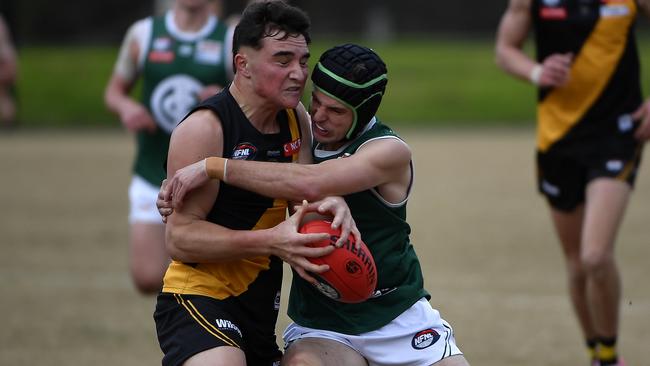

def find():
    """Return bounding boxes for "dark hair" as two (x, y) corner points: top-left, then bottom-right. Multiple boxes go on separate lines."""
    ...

(232, 0), (311, 57)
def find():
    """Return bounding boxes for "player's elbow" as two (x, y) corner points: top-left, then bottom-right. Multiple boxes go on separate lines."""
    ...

(494, 45), (508, 71)
(165, 223), (194, 262)
(290, 178), (327, 202)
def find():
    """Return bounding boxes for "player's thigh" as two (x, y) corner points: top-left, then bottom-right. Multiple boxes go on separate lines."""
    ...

(583, 178), (631, 249)
(431, 354), (470, 366)
(283, 338), (368, 366)
(183, 346), (246, 366)
(129, 222), (168, 267)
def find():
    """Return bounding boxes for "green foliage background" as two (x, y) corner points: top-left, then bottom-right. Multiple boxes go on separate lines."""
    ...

(14, 37), (650, 128)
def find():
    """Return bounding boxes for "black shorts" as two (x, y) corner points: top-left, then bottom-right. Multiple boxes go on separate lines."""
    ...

(536, 134), (643, 211)
(154, 292), (282, 366)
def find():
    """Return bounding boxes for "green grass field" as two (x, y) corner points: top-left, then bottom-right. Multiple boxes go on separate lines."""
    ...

(15, 36), (650, 128)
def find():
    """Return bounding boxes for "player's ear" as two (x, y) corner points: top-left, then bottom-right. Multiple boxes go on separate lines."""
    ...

(234, 53), (250, 77)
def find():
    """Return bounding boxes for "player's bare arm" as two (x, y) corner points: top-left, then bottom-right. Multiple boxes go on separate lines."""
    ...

(166, 136), (410, 208)
(290, 103), (360, 244)
(0, 17), (17, 85)
(495, 0), (535, 81)
(160, 101), (360, 244)
(495, 0), (572, 87)
(165, 109), (333, 273)
(104, 22), (157, 132)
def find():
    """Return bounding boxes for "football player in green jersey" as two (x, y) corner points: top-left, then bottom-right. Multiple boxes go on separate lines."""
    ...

(104, 0), (234, 294)
(158, 44), (470, 366)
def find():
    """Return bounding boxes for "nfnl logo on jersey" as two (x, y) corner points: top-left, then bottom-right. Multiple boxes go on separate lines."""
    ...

(231, 143), (258, 160)
(283, 138), (301, 157)
(411, 329), (440, 350)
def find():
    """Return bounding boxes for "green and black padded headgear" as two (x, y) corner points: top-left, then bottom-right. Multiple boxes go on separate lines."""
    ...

(311, 44), (388, 140)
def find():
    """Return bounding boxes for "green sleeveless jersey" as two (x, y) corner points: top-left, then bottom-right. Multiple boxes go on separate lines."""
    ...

(287, 120), (430, 335)
(135, 12), (230, 185)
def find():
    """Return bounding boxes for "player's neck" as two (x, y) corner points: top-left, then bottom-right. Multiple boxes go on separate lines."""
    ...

(229, 83), (281, 134)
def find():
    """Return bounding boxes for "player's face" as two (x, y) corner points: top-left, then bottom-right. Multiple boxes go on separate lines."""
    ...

(309, 89), (354, 148)
(176, 0), (211, 11)
(246, 32), (310, 109)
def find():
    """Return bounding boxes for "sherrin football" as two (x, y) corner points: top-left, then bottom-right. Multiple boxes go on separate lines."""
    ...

(299, 219), (377, 303)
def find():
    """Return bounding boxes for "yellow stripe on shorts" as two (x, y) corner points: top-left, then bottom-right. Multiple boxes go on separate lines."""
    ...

(174, 294), (239, 348)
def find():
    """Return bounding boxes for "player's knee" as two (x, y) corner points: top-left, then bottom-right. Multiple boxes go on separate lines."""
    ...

(282, 349), (323, 366)
(565, 256), (587, 281)
(580, 250), (614, 277)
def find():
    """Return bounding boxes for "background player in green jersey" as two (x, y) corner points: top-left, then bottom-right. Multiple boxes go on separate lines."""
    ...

(158, 44), (470, 366)
(104, 0), (234, 294)
(495, 0), (650, 365)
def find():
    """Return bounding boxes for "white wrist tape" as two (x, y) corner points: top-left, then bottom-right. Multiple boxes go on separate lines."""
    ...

(529, 64), (543, 86)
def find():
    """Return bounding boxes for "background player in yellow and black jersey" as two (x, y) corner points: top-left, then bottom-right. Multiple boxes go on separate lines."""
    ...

(496, 0), (650, 365)
(154, 2), (357, 366)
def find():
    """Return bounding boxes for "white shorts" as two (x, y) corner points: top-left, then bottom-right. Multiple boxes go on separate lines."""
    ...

(128, 175), (164, 224)
(283, 298), (462, 366)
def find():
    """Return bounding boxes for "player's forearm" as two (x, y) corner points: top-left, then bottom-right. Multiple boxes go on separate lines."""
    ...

(104, 76), (136, 115)
(206, 157), (324, 202)
(0, 61), (16, 84)
(495, 43), (540, 84)
(165, 216), (273, 263)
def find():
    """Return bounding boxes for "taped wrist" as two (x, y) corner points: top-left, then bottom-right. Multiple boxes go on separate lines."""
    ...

(205, 157), (228, 181)
(529, 64), (543, 86)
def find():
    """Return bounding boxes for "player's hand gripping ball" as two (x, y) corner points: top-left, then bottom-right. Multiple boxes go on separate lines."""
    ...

(299, 220), (377, 303)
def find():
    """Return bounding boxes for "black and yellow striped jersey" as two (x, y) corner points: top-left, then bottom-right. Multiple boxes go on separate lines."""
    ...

(162, 87), (302, 300)
(532, 0), (642, 152)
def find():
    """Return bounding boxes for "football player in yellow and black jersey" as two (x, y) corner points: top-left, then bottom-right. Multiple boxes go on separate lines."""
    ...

(153, 2), (357, 366)
(158, 44), (470, 366)
(496, 0), (650, 365)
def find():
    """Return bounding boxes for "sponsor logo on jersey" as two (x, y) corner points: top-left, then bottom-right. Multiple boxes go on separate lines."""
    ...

(153, 37), (172, 51)
(411, 329), (440, 350)
(231, 143), (258, 160)
(149, 37), (175, 63)
(540, 6), (568, 20)
(215, 318), (243, 338)
(148, 51), (175, 63)
(196, 40), (224, 65)
(150, 74), (203, 133)
(267, 150), (282, 159)
(283, 138), (301, 157)
(606, 160), (623, 172)
(600, 3), (630, 17)
(179, 44), (193, 57)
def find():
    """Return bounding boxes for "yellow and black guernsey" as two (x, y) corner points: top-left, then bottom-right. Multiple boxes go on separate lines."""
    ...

(162, 87), (302, 302)
(532, 0), (642, 152)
